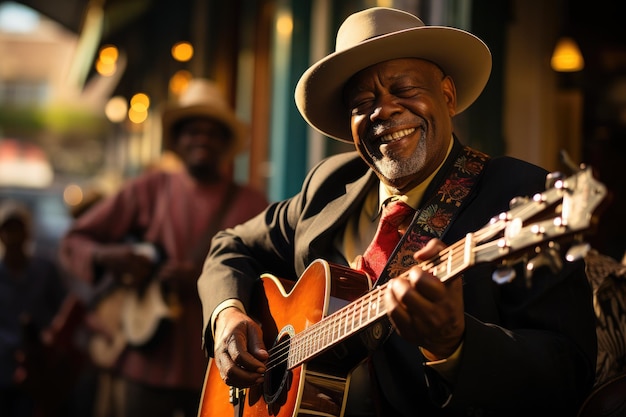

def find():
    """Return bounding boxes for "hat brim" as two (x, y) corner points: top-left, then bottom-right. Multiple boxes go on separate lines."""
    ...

(161, 105), (249, 157)
(295, 25), (492, 142)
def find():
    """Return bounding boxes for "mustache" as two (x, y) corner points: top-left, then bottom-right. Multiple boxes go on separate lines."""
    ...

(366, 121), (400, 142)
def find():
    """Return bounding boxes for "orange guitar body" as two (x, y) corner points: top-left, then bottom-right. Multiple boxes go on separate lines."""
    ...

(198, 260), (372, 417)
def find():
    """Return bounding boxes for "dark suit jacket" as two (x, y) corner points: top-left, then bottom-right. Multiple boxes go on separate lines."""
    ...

(199, 138), (597, 416)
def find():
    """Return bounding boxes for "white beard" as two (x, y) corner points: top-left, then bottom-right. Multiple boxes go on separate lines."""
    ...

(372, 133), (427, 180)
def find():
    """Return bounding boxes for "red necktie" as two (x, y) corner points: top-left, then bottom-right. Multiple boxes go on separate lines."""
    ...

(358, 199), (415, 282)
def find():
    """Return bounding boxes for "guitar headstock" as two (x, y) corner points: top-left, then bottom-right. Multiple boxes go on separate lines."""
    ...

(473, 165), (607, 284)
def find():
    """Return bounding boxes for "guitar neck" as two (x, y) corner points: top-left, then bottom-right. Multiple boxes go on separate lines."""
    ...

(285, 234), (477, 369)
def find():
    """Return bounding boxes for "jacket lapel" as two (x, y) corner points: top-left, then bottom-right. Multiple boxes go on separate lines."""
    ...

(298, 169), (377, 272)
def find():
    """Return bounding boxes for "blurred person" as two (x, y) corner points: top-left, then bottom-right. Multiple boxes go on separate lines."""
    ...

(60, 78), (269, 417)
(0, 199), (68, 417)
(198, 8), (597, 417)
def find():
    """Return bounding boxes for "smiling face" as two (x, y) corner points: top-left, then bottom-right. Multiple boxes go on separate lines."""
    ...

(172, 117), (232, 182)
(344, 58), (457, 193)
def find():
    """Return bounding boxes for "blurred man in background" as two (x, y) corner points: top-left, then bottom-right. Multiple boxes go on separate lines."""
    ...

(60, 78), (268, 417)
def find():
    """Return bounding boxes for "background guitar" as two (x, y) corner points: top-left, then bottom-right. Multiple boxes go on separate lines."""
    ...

(87, 242), (181, 369)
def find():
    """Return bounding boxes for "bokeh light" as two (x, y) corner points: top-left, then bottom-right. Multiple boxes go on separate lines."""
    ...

(171, 41), (193, 62)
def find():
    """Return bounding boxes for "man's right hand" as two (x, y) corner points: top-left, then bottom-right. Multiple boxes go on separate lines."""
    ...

(213, 307), (268, 388)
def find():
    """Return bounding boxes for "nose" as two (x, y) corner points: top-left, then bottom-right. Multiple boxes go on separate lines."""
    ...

(370, 94), (402, 122)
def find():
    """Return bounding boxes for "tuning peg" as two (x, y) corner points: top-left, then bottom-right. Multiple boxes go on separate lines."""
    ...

(492, 266), (517, 284)
(509, 196), (530, 209)
(527, 246), (563, 274)
(565, 242), (591, 262)
(545, 171), (566, 189)
(524, 244), (563, 287)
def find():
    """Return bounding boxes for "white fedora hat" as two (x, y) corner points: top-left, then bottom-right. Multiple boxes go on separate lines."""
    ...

(295, 7), (492, 143)
(161, 78), (248, 156)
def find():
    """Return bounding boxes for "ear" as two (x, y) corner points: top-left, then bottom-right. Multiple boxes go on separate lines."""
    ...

(441, 75), (457, 117)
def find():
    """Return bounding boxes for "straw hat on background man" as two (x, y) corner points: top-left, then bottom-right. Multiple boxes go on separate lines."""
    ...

(161, 78), (249, 160)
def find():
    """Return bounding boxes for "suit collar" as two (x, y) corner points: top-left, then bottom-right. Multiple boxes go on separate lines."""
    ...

(304, 169), (377, 266)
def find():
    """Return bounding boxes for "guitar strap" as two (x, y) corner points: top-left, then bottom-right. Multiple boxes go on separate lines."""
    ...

(375, 145), (490, 286)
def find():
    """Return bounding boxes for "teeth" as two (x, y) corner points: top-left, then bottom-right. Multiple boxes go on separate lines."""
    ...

(380, 128), (415, 142)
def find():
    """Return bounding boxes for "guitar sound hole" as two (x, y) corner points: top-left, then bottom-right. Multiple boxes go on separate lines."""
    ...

(263, 333), (291, 407)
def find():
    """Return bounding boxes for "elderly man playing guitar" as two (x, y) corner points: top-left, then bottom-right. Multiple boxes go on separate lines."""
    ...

(198, 7), (599, 417)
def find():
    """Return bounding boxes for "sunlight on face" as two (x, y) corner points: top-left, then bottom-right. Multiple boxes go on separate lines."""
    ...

(346, 59), (456, 191)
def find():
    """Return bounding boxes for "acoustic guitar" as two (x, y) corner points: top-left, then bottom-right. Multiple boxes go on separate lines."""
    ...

(199, 166), (607, 417)
(87, 242), (180, 368)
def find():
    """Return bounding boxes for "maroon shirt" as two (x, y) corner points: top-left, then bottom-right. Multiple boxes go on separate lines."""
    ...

(61, 169), (268, 389)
